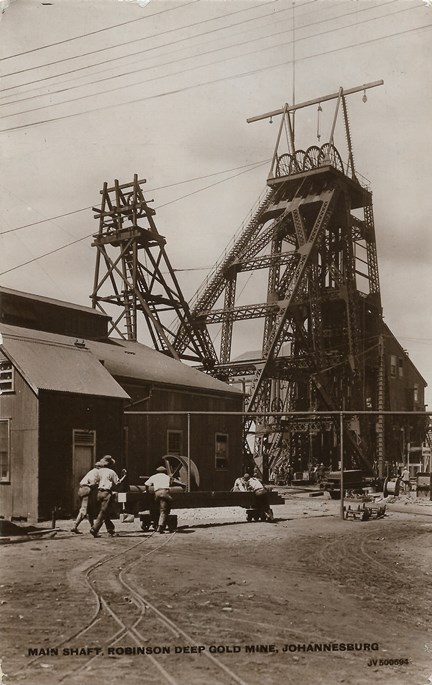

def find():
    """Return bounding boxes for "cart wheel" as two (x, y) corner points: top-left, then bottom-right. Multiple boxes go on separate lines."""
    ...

(246, 512), (253, 522)
(167, 515), (178, 532)
(140, 514), (152, 532)
(267, 509), (274, 522)
(260, 513), (267, 522)
(252, 513), (260, 522)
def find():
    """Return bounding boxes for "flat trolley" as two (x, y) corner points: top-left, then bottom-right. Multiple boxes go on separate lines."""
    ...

(113, 487), (284, 530)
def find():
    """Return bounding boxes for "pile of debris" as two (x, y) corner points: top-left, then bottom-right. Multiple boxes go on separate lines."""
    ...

(0, 520), (58, 544)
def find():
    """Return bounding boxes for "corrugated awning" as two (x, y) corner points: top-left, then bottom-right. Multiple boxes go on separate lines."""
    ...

(0, 325), (129, 399)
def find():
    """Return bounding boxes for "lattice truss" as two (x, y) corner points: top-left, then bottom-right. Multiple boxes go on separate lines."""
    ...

(174, 82), (386, 476)
(91, 175), (217, 366)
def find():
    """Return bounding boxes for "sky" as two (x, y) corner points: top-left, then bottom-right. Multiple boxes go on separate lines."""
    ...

(0, 0), (431, 399)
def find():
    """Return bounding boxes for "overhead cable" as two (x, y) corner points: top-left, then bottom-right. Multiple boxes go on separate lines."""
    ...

(0, 1), (199, 61)
(0, 0), (285, 79)
(0, 160), (268, 275)
(0, 0), (400, 109)
(0, 0), (337, 99)
(0, 159), (270, 236)
(1, 22), (430, 136)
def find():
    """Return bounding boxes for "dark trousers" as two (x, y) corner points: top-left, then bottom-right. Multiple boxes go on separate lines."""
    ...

(92, 490), (115, 534)
(155, 489), (172, 530)
(253, 488), (271, 512)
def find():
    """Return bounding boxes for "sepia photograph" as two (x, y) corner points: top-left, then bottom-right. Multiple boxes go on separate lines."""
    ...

(0, 1), (432, 683)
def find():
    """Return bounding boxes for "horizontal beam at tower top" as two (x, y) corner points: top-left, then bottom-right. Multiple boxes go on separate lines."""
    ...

(246, 80), (384, 123)
(101, 178), (147, 193)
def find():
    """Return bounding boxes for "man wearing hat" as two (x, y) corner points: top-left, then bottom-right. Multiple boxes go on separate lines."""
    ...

(144, 465), (173, 533)
(71, 460), (105, 534)
(90, 456), (127, 538)
(233, 472), (274, 521)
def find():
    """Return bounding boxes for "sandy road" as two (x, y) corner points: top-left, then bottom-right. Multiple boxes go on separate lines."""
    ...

(0, 494), (431, 685)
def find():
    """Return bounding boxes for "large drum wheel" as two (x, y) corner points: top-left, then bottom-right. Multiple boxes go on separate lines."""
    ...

(303, 145), (321, 171)
(276, 154), (291, 177)
(317, 143), (344, 173)
(289, 150), (306, 174)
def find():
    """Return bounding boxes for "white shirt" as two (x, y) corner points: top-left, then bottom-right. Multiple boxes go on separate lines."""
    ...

(233, 477), (250, 492)
(98, 467), (119, 490)
(80, 467), (100, 487)
(145, 473), (171, 491)
(248, 477), (265, 492)
(401, 469), (410, 482)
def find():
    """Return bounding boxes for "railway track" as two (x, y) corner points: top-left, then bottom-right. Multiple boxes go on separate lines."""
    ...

(11, 530), (251, 685)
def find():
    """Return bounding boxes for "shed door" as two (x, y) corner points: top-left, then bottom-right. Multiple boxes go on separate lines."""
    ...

(72, 430), (96, 508)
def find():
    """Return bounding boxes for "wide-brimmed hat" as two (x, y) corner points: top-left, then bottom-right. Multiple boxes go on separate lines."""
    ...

(242, 473), (251, 480)
(99, 455), (115, 466)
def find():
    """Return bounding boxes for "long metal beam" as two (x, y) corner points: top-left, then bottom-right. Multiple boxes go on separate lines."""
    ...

(247, 80), (384, 123)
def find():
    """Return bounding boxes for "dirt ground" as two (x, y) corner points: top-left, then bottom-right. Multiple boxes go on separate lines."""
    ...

(1, 490), (432, 685)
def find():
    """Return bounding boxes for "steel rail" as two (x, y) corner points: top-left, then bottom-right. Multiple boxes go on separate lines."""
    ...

(124, 410), (432, 416)
(63, 530), (251, 685)
(118, 543), (252, 685)
(9, 531), (160, 676)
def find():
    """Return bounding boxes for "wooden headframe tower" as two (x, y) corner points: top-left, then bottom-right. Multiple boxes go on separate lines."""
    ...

(174, 80), (387, 478)
(91, 175), (218, 367)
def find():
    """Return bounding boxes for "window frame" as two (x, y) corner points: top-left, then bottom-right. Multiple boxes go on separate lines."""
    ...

(167, 429), (183, 456)
(215, 432), (229, 470)
(390, 355), (397, 378)
(0, 418), (11, 483)
(0, 359), (15, 395)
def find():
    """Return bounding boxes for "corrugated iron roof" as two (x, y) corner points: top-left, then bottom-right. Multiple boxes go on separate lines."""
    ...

(86, 338), (242, 395)
(0, 324), (241, 397)
(0, 324), (129, 399)
(0, 286), (109, 318)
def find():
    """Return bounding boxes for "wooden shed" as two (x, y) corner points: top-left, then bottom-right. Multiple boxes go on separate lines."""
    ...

(85, 338), (244, 490)
(0, 288), (244, 521)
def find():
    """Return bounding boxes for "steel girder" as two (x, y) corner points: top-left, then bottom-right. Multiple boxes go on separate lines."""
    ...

(91, 175), (218, 367)
(192, 161), (382, 476)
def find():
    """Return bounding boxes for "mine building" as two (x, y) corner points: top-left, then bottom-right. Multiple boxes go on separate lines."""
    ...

(0, 287), (243, 522)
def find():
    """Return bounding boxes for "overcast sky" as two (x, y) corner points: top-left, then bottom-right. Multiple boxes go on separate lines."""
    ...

(0, 0), (431, 399)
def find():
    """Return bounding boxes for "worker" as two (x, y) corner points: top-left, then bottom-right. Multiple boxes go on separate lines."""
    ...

(71, 459), (104, 534)
(317, 463), (326, 483)
(144, 465), (173, 533)
(234, 473), (274, 521)
(90, 456), (127, 538)
(233, 473), (251, 492)
(286, 464), (294, 486)
(400, 466), (411, 493)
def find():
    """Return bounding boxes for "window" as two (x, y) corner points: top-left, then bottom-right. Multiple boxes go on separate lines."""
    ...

(0, 419), (10, 482)
(414, 384), (419, 403)
(0, 360), (14, 394)
(167, 430), (183, 455)
(215, 433), (229, 470)
(390, 355), (396, 378)
(398, 358), (404, 378)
